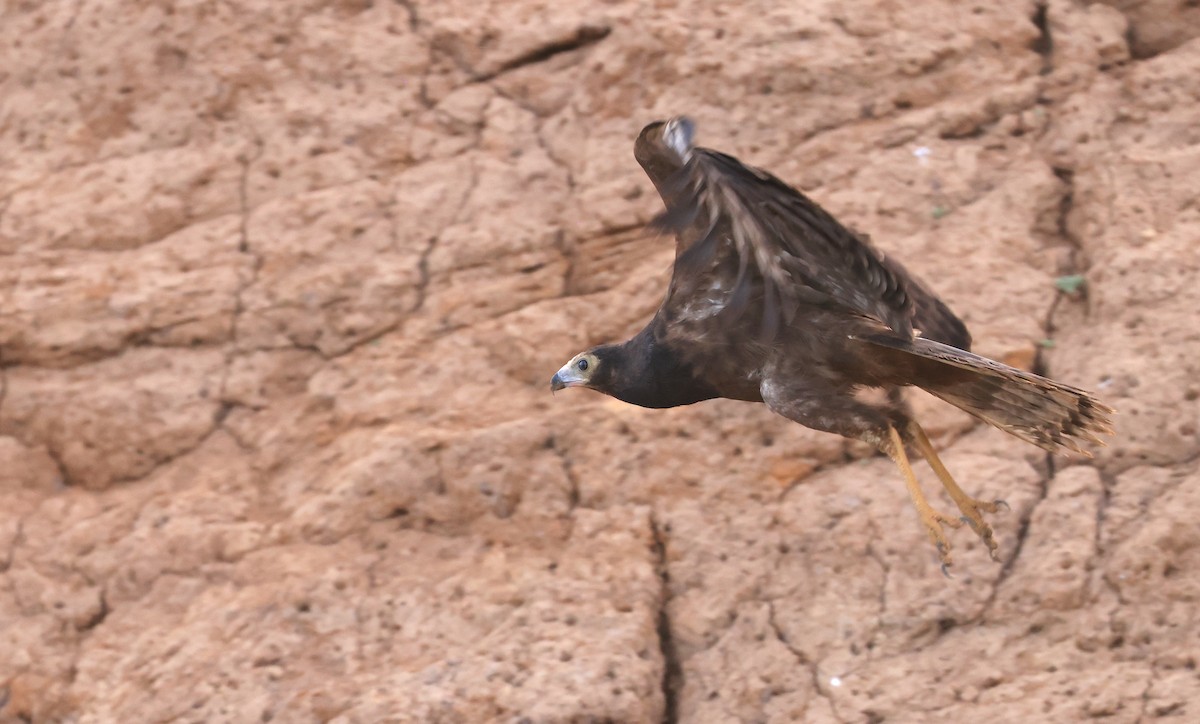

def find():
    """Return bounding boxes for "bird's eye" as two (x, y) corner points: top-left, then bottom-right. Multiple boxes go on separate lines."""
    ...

(577, 359), (589, 371)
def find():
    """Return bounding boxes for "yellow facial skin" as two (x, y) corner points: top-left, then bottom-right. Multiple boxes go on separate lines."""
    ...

(550, 352), (599, 391)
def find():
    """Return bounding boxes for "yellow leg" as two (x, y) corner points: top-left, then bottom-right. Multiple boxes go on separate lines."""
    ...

(907, 421), (1008, 561)
(884, 425), (962, 571)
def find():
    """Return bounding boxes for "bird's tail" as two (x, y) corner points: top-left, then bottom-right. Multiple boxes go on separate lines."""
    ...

(857, 334), (1115, 454)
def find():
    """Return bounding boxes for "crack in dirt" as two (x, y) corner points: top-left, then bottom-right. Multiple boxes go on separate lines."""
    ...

(864, 536), (891, 641)
(546, 435), (582, 512)
(39, 444), (76, 490)
(521, 115), (586, 297)
(767, 599), (847, 724)
(0, 195), (10, 254)
(410, 234), (438, 316)
(280, 184), (418, 362)
(1030, 1), (1054, 75)
(0, 347), (7, 425)
(106, 404), (230, 488)
(394, 0), (420, 33)
(776, 457), (842, 504)
(1092, 464), (1116, 573)
(322, 321), (407, 361)
(977, 157), (1084, 615)
(474, 25), (611, 83)
(766, 599), (806, 662)
(408, 158), (477, 321)
(649, 513), (681, 724)
(979, 458), (1052, 620)
(1096, 456), (1198, 609)
(1137, 663), (1156, 720)
(0, 514), (25, 575)
(76, 586), (109, 633)
(217, 128), (266, 411)
(552, 229), (580, 297)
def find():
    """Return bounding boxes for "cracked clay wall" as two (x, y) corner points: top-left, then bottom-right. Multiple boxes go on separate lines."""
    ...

(2, 0), (1200, 722)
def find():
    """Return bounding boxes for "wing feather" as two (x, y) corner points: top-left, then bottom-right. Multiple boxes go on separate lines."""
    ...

(653, 145), (968, 348)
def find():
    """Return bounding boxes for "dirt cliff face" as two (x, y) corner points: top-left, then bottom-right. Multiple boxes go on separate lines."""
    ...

(2, 1), (1198, 721)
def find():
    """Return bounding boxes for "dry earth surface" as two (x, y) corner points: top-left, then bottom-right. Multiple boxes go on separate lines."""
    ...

(2, 0), (1199, 721)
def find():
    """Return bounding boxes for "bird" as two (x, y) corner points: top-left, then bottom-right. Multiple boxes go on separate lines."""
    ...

(550, 117), (1114, 572)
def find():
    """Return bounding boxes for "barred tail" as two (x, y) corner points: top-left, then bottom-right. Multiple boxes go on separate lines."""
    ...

(860, 334), (1115, 454)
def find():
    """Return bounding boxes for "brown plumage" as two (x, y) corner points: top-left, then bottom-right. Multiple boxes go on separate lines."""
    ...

(551, 117), (1114, 571)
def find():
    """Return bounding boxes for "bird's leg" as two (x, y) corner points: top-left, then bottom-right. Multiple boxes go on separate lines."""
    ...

(758, 383), (967, 571)
(883, 424), (962, 571)
(906, 420), (1007, 562)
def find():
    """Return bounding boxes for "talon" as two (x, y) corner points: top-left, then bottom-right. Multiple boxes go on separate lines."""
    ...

(933, 540), (954, 568)
(904, 421), (1015, 567)
(988, 547), (1002, 563)
(941, 562), (953, 579)
(884, 425), (963, 573)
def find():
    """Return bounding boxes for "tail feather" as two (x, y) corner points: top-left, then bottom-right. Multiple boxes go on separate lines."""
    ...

(857, 334), (1115, 455)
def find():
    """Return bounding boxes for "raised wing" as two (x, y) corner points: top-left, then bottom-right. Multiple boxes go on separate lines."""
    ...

(638, 119), (969, 348)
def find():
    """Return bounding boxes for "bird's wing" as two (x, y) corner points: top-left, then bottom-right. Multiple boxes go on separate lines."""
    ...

(653, 147), (965, 345)
(852, 229), (972, 350)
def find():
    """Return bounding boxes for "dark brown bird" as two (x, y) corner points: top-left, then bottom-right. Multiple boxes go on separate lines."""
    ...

(551, 117), (1114, 571)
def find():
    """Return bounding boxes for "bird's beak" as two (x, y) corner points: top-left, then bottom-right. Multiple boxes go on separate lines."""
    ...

(550, 361), (586, 393)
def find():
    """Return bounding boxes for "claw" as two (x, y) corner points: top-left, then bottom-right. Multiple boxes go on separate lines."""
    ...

(988, 547), (1002, 563)
(941, 562), (953, 579)
(885, 425), (965, 572)
(933, 540), (955, 569)
(905, 420), (1015, 567)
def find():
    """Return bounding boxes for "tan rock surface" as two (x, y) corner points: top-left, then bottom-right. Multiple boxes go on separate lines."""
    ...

(2, 0), (1199, 721)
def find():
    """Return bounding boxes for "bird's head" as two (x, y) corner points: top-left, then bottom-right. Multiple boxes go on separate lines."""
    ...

(550, 331), (718, 409)
(634, 116), (695, 184)
(549, 345), (621, 394)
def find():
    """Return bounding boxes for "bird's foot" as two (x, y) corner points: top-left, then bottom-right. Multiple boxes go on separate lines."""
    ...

(952, 496), (1007, 562)
(916, 503), (964, 570)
